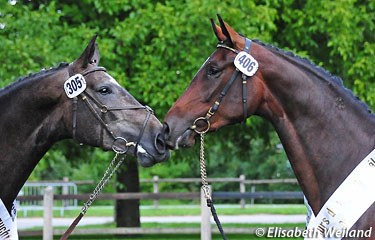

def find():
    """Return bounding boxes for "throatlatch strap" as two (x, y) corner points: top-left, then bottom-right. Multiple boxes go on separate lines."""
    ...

(72, 97), (78, 140)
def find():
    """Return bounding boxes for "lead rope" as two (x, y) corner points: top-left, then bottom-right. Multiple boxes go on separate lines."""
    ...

(199, 132), (228, 240)
(60, 152), (126, 240)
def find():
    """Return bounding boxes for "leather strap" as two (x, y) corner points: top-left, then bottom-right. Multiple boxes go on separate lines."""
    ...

(60, 213), (83, 240)
(242, 38), (252, 123)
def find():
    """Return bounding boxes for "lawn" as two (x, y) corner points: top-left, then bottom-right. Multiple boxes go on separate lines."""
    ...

(19, 204), (306, 239)
(17, 204), (307, 218)
(21, 234), (302, 240)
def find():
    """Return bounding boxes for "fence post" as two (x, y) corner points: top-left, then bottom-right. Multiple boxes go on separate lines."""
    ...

(153, 175), (159, 209)
(43, 186), (53, 240)
(201, 185), (212, 240)
(251, 185), (256, 205)
(239, 175), (246, 208)
(62, 177), (69, 216)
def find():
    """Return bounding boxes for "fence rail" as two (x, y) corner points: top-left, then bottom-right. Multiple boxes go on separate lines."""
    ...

(17, 191), (303, 201)
(18, 178), (78, 216)
(141, 177), (298, 184)
(141, 176), (299, 208)
(20, 176), (299, 210)
(18, 177), (302, 239)
(18, 187), (304, 239)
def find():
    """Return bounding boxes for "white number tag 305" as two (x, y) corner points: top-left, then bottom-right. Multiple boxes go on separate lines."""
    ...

(234, 51), (259, 76)
(64, 74), (87, 98)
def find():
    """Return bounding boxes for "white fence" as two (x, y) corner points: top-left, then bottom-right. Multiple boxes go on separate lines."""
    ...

(17, 178), (78, 216)
(19, 188), (303, 239)
(17, 177), (302, 239)
(35, 185), (225, 240)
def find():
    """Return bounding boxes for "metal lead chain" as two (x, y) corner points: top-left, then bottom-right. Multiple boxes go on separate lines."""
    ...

(81, 152), (125, 215)
(199, 133), (211, 201)
(199, 133), (228, 240)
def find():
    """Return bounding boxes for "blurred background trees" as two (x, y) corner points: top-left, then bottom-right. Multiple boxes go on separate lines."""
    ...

(0, 0), (374, 225)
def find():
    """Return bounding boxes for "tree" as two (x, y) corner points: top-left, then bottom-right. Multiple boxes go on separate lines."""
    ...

(115, 156), (140, 228)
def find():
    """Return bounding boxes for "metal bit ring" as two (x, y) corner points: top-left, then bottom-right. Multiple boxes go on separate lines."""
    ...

(192, 117), (210, 134)
(111, 137), (129, 154)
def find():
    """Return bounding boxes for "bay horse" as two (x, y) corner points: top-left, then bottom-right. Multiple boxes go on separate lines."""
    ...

(0, 36), (169, 238)
(163, 16), (374, 239)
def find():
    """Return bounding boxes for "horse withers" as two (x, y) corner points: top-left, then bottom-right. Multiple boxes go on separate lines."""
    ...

(163, 16), (375, 239)
(0, 36), (169, 238)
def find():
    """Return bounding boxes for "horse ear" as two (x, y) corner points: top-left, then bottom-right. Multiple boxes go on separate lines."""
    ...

(216, 14), (243, 49)
(217, 14), (234, 46)
(211, 18), (227, 41)
(71, 35), (100, 73)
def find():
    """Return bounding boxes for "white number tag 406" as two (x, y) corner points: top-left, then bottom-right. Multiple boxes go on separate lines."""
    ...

(234, 51), (259, 76)
(64, 74), (87, 98)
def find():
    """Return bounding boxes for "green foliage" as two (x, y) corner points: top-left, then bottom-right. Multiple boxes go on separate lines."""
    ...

(0, 0), (373, 194)
(275, 0), (375, 100)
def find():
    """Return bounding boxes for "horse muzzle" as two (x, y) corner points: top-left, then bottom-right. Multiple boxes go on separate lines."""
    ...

(163, 122), (197, 150)
(136, 143), (170, 167)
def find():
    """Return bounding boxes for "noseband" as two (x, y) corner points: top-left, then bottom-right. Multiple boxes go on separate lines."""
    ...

(68, 66), (153, 154)
(191, 38), (255, 134)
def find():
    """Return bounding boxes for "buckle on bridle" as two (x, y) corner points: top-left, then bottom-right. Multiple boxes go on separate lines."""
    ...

(145, 105), (154, 114)
(100, 105), (108, 113)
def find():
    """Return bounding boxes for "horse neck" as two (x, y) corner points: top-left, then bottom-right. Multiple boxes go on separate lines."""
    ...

(0, 69), (69, 212)
(256, 49), (375, 214)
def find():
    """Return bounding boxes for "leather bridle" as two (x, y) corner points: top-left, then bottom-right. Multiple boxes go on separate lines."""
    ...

(69, 66), (153, 154)
(189, 38), (255, 240)
(191, 38), (253, 134)
(59, 65), (155, 240)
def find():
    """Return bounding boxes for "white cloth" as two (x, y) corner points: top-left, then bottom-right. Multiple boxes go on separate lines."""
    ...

(0, 199), (18, 239)
(305, 149), (375, 240)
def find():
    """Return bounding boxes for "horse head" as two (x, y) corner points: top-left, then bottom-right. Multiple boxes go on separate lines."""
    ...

(63, 36), (169, 166)
(163, 16), (266, 149)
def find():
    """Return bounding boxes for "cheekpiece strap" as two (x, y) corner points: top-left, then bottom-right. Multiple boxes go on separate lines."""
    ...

(241, 38), (252, 124)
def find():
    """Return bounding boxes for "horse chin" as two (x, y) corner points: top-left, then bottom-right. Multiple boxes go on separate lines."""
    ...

(175, 129), (197, 149)
(136, 145), (157, 167)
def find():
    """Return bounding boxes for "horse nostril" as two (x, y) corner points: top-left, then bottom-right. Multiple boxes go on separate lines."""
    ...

(163, 122), (170, 137)
(154, 133), (166, 155)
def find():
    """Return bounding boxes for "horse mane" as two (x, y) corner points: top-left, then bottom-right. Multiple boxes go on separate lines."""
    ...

(252, 39), (372, 114)
(0, 62), (69, 95)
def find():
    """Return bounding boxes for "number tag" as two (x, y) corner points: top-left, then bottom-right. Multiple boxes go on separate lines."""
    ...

(64, 74), (86, 98)
(234, 51), (259, 76)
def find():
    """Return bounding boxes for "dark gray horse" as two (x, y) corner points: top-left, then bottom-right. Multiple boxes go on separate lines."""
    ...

(0, 36), (169, 230)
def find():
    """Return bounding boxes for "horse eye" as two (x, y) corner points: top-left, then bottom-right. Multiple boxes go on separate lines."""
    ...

(207, 66), (221, 77)
(97, 87), (112, 95)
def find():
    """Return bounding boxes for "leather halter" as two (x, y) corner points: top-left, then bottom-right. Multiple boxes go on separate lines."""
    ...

(191, 38), (253, 134)
(69, 65), (153, 154)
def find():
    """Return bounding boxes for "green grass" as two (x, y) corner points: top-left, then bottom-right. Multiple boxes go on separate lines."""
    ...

(19, 204), (307, 239)
(53, 222), (306, 229)
(21, 222), (306, 240)
(21, 234), (301, 240)
(17, 204), (306, 218)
